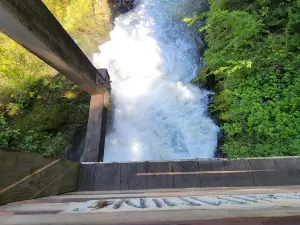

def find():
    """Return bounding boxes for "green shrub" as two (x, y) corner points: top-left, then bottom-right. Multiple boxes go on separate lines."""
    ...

(0, 74), (89, 158)
(188, 0), (300, 157)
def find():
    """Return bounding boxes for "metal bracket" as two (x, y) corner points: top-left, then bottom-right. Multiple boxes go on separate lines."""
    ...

(96, 69), (111, 91)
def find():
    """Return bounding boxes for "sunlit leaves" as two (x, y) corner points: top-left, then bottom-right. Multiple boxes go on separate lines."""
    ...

(192, 0), (300, 157)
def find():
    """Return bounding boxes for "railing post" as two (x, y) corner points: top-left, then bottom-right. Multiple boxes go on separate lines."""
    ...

(82, 69), (110, 162)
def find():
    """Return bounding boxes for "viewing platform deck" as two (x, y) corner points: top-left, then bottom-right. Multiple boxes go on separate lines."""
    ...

(79, 157), (300, 191)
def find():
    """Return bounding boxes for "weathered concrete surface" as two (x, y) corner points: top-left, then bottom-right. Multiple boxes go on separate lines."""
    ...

(1, 187), (300, 224)
(79, 157), (300, 191)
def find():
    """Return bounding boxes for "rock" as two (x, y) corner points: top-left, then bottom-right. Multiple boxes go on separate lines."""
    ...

(96, 200), (109, 208)
(87, 200), (109, 209)
(112, 0), (135, 13)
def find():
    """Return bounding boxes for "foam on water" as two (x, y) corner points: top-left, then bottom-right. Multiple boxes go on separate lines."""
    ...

(93, 0), (219, 162)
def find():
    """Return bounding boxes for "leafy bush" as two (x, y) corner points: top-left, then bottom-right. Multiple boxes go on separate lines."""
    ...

(44, 0), (112, 56)
(0, 72), (90, 158)
(188, 0), (300, 157)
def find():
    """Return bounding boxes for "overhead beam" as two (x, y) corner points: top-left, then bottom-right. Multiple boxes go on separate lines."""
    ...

(0, 0), (109, 94)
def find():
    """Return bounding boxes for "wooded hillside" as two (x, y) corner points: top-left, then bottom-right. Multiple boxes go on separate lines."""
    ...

(188, 0), (300, 157)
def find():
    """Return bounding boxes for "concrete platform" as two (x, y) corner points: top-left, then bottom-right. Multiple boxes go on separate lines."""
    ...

(1, 186), (300, 225)
(79, 157), (300, 191)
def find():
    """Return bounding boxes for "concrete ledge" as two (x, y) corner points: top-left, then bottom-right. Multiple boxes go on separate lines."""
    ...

(2, 208), (300, 225)
(79, 157), (300, 191)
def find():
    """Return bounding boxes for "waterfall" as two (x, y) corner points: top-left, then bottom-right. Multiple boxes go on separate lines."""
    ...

(93, 0), (219, 162)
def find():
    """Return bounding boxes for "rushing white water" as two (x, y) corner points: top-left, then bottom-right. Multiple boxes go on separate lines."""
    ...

(93, 0), (219, 162)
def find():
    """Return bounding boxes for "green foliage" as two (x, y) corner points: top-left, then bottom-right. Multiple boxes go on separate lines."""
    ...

(0, 73), (89, 158)
(43, 0), (112, 56)
(188, 0), (300, 157)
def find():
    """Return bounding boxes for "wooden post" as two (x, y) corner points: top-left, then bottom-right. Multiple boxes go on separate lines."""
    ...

(82, 94), (105, 162)
(0, 0), (109, 94)
(82, 69), (110, 162)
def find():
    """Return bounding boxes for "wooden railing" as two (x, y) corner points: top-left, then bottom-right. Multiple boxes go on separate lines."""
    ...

(0, 0), (110, 162)
(0, 148), (80, 205)
(0, 0), (109, 94)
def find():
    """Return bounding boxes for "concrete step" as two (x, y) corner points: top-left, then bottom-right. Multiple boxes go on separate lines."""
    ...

(1, 186), (300, 225)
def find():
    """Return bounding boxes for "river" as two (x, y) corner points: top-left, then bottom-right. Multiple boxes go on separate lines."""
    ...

(93, 0), (219, 162)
